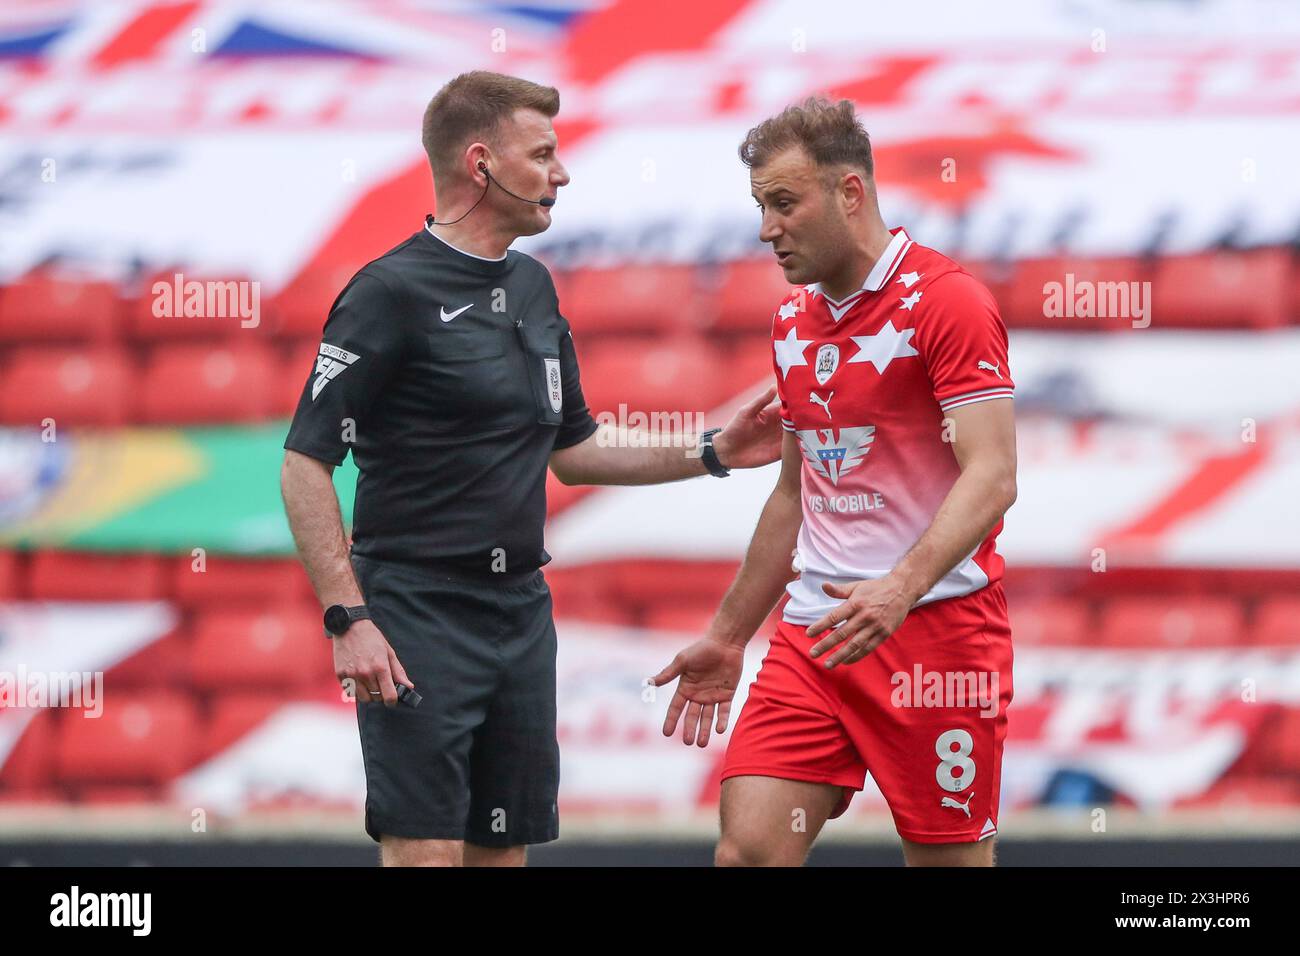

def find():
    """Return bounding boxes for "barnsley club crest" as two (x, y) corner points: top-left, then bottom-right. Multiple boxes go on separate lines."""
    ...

(814, 344), (840, 385)
(795, 426), (876, 486)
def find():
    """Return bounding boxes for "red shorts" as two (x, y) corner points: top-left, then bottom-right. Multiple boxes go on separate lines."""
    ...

(721, 582), (1014, 844)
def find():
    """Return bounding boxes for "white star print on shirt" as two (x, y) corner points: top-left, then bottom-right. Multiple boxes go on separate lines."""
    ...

(777, 301), (799, 322)
(898, 290), (923, 311)
(846, 319), (919, 374)
(773, 326), (812, 380)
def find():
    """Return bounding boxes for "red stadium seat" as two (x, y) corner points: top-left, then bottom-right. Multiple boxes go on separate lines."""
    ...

(606, 560), (740, 612)
(27, 551), (166, 601)
(123, 272), (265, 340)
(0, 275), (121, 342)
(547, 581), (635, 626)
(55, 691), (197, 785)
(1005, 256), (1147, 330)
(1008, 597), (1092, 646)
(643, 603), (718, 635)
(0, 709), (57, 792)
(1290, 255), (1300, 325)
(545, 472), (594, 517)
(1240, 707), (1300, 777)
(715, 332), (776, 402)
(714, 259), (796, 333)
(1097, 596), (1245, 648)
(272, 266), (356, 338)
(577, 335), (730, 417)
(188, 606), (328, 691)
(0, 346), (132, 426)
(0, 550), (18, 600)
(138, 343), (278, 423)
(75, 785), (166, 805)
(0, 787), (64, 806)
(963, 260), (1015, 312)
(562, 265), (704, 335)
(172, 556), (314, 607)
(548, 267), (574, 314)
(279, 341), (317, 414)
(656, 598), (796, 642)
(107, 629), (191, 690)
(1252, 596), (1300, 646)
(1151, 249), (1289, 329)
(1226, 702), (1290, 777)
(200, 693), (285, 761)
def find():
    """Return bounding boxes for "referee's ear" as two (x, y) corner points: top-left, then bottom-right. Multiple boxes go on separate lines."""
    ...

(464, 144), (492, 186)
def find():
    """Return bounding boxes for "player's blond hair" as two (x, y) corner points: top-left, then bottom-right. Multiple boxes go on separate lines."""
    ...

(422, 71), (560, 179)
(738, 96), (874, 184)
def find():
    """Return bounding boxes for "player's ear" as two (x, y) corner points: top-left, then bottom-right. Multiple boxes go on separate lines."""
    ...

(839, 170), (866, 215)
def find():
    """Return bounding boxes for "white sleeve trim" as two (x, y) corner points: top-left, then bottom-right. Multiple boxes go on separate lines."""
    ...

(939, 387), (1014, 411)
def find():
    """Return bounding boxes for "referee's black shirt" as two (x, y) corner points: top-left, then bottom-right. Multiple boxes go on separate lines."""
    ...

(284, 224), (598, 575)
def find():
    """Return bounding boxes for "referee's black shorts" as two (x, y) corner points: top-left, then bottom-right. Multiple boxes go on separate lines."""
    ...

(350, 553), (560, 847)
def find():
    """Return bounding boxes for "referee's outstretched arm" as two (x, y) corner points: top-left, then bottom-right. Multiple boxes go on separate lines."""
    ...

(281, 450), (412, 708)
(549, 385), (784, 486)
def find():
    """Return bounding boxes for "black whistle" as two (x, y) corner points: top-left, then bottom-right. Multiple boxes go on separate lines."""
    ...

(396, 683), (422, 709)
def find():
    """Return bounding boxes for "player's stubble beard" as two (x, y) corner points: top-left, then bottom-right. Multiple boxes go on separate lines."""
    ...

(782, 203), (854, 290)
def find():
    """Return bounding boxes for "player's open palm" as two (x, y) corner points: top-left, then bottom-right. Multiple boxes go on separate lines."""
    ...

(651, 638), (744, 748)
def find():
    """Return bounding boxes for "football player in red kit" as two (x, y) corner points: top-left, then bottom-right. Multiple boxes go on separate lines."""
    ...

(653, 98), (1017, 867)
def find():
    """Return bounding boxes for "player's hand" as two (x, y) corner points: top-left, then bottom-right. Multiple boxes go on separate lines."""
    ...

(805, 577), (913, 668)
(713, 385), (782, 469)
(650, 637), (745, 747)
(334, 619), (413, 708)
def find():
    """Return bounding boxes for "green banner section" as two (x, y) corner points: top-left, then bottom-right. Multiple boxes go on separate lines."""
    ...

(0, 424), (357, 554)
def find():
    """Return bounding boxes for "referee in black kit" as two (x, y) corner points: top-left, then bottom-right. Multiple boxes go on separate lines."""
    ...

(281, 72), (782, 867)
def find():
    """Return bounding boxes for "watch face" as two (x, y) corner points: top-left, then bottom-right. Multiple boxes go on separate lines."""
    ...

(324, 605), (350, 635)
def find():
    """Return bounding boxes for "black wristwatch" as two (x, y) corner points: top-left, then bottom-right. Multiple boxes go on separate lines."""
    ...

(699, 428), (730, 478)
(323, 604), (371, 638)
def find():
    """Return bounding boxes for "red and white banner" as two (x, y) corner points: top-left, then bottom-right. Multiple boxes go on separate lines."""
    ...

(2, 0), (1298, 282)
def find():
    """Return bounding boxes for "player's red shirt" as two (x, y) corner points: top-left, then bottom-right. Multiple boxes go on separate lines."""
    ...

(771, 227), (1014, 625)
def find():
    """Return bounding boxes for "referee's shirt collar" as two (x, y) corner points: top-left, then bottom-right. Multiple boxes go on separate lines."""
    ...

(422, 223), (511, 277)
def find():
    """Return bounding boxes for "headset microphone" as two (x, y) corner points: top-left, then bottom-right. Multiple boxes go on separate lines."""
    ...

(480, 162), (555, 207)
(427, 164), (554, 226)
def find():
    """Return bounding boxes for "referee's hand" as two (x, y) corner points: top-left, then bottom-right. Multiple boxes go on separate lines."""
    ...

(713, 385), (783, 469)
(651, 637), (744, 748)
(334, 620), (413, 708)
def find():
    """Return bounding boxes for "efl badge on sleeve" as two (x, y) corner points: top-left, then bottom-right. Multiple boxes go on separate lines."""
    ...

(544, 357), (563, 413)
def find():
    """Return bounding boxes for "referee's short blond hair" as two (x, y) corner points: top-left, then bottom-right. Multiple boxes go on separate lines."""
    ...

(422, 71), (560, 180)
